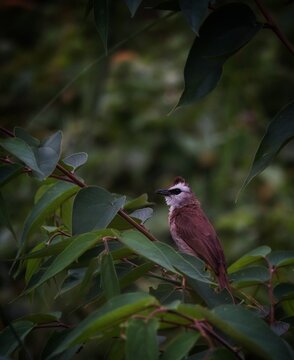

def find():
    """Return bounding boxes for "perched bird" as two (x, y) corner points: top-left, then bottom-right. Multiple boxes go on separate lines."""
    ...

(156, 176), (230, 291)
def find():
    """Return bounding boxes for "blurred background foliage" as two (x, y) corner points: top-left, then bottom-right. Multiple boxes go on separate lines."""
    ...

(0, 1), (293, 355)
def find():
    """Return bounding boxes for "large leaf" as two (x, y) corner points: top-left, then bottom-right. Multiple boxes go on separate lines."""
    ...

(241, 101), (294, 191)
(198, 304), (293, 360)
(176, 3), (261, 107)
(125, 318), (159, 360)
(101, 252), (120, 299)
(229, 266), (269, 288)
(0, 163), (23, 186)
(23, 231), (111, 294)
(49, 293), (159, 357)
(20, 181), (78, 253)
(267, 251), (294, 267)
(179, 0), (209, 34)
(94, 0), (109, 52)
(124, 0), (143, 17)
(72, 186), (126, 235)
(124, 193), (153, 210)
(161, 331), (199, 360)
(228, 246), (271, 273)
(0, 320), (34, 356)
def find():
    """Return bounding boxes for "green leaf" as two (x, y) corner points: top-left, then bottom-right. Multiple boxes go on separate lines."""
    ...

(161, 331), (199, 360)
(267, 251), (294, 267)
(0, 137), (43, 177)
(72, 186), (126, 235)
(228, 246), (271, 273)
(198, 304), (293, 360)
(24, 231), (110, 294)
(0, 320), (34, 356)
(50, 292), (159, 357)
(94, 0), (109, 52)
(20, 181), (78, 253)
(0, 163), (23, 186)
(176, 3), (261, 107)
(14, 126), (40, 146)
(179, 0), (209, 34)
(25, 242), (45, 284)
(241, 101), (294, 191)
(187, 348), (236, 360)
(124, 193), (153, 210)
(125, 318), (159, 360)
(101, 252), (120, 299)
(130, 207), (153, 223)
(229, 266), (269, 288)
(19, 312), (61, 324)
(62, 152), (88, 171)
(274, 283), (294, 302)
(124, 0), (142, 17)
(0, 192), (16, 239)
(23, 237), (74, 259)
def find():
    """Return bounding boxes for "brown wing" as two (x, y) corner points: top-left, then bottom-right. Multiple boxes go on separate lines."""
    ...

(172, 205), (227, 275)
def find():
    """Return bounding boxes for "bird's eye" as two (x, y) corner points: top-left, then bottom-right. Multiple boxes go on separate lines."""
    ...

(170, 188), (181, 195)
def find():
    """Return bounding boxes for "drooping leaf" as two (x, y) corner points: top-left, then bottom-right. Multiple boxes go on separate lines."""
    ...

(94, 0), (109, 52)
(0, 163), (23, 186)
(125, 318), (159, 360)
(130, 207), (153, 223)
(23, 231), (111, 294)
(49, 293), (159, 357)
(19, 312), (61, 324)
(228, 246), (271, 273)
(179, 0), (209, 34)
(124, 0), (143, 17)
(23, 237), (74, 259)
(25, 242), (45, 284)
(0, 320), (34, 357)
(274, 283), (294, 302)
(267, 251), (294, 267)
(62, 152), (88, 171)
(198, 304), (293, 360)
(229, 266), (269, 288)
(161, 331), (199, 360)
(20, 181), (78, 253)
(124, 193), (153, 210)
(176, 3), (261, 107)
(101, 252), (120, 299)
(14, 127), (40, 147)
(0, 192), (16, 239)
(241, 101), (294, 191)
(72, 186), (126, 235)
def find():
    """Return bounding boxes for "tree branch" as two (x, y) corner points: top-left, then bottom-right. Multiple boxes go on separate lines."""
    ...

(255, 0), (294, 54)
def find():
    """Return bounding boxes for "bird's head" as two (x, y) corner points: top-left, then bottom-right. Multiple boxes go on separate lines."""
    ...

(156, 176), (196, 208)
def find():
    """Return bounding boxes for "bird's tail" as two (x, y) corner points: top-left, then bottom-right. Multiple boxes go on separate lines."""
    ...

(217, 267), (235, 303)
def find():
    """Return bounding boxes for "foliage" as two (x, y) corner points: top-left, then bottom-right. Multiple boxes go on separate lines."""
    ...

(0, 0), (293, 359)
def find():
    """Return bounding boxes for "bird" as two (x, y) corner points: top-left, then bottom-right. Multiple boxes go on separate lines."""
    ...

(156, 176), (230, 291)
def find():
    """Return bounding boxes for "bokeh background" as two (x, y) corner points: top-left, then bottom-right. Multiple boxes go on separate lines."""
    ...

(0, 1), (293, 356)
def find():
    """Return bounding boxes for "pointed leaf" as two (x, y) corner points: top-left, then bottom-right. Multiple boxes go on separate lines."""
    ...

(19, 312), (61, 324)
(125, 318), (159, 360)
(62, 152), (88, 171)
(0, 321), (34, 356)
(94, 0), (109, 52)
(161, 331), (199, 360)
(228, 246), (271, 273)
(124, 0), (142, 17)
(14, 127), (40, 147)
(20, 181), (78, 253)
(179, 0), (209, 34)
(176, 3), (261, 107)
(101, 252), (120, 299)
(0, 163), (23, 186)
(229, 266), (269, 288)
(241, 101), (294, 190)
(267, 251), (294, 267)
(50, 293), (159, 357)
(130, 207), (153, 223)
(124, 193), (153, 210)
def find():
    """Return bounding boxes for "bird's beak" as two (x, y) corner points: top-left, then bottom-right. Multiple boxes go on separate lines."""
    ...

(155, 189), (170, 196)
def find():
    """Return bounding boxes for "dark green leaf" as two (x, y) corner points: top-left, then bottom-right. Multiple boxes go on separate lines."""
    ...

(124, 193), (153, 210)
(20, 181), (78, 253)
(124, 0), (142, 17)
(19, 312), (61, 324)
(42, 329), (80, 360)
(179, 0), (209, 34)
(199, 304), (293, 360)
(49, 293), (159, 357)
(270, 321), (290, 336)
(0, 164), (23, 186)
(62, 152), (88, 171)
(14, 127), (40, 146)
(241, 101), (294, 191)
(176, 3), (261, 107)
(94, 0), (109, 52)
(149, 283), (183, 307)
(23, 237), (74, 259)
(126, 318), (159, 360)
(23, 231), (111, 294)
(101, 252), (120, 299)
(155, 1), (180, 11)
(161, 331), (199, 360)
(25, 242), (45, 284)
(0, 320), (34, 356)
(130, 207), (153, 223)
(267, 251), (294, 267)
(229, 266), (269, 288)
(0, 192), (16, 239)
(119, 262), (154, 289)
(228, 246), (271, 273)
(187, 348), (236, 360)
(72, 186), (126, 235)
(274, 283), (294, 302)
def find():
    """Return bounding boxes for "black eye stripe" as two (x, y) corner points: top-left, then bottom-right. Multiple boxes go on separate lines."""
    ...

(169, 188), (181, 195)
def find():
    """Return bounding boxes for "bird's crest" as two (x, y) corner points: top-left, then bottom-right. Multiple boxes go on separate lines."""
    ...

(173, 176), (186, 185)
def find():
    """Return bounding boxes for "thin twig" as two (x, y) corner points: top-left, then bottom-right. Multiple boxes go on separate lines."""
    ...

(255, 0), (294, 54)
(264, 257), (276, 325)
